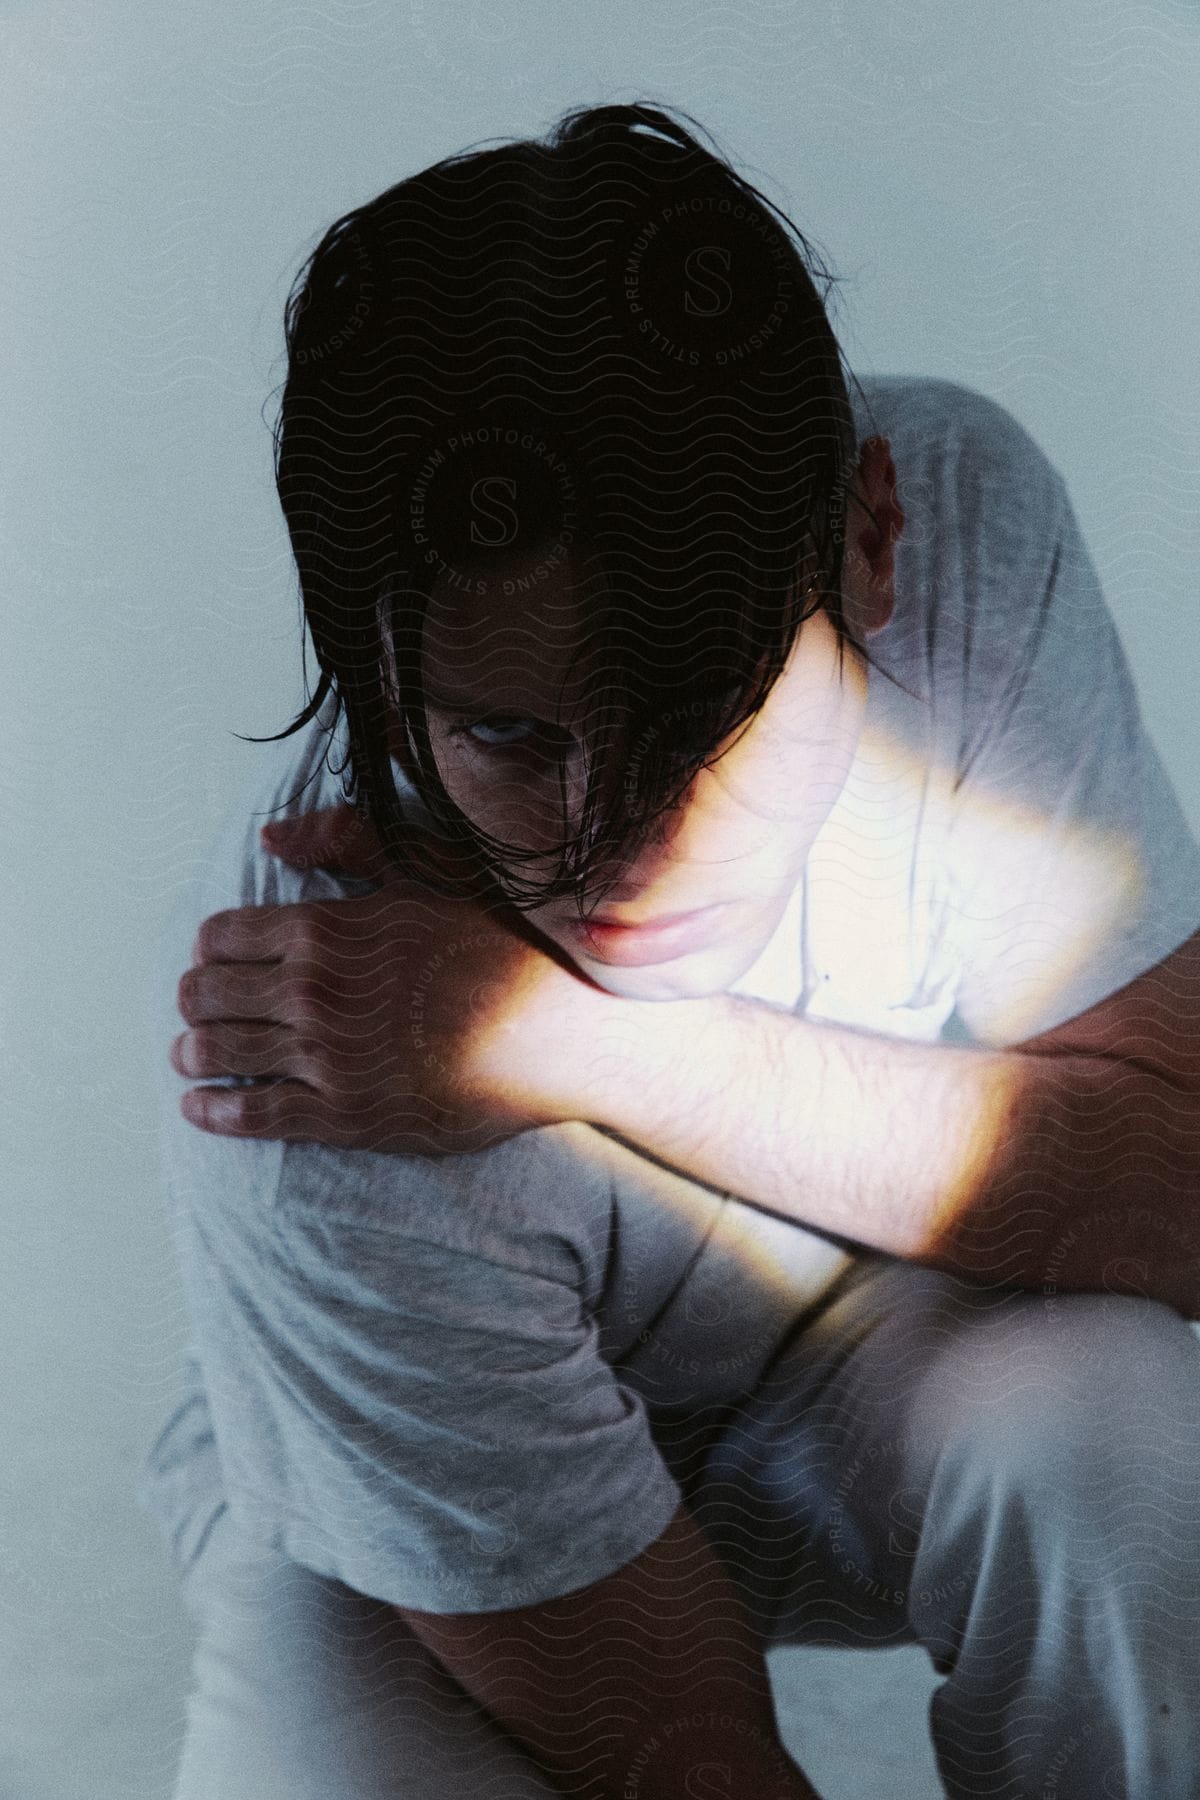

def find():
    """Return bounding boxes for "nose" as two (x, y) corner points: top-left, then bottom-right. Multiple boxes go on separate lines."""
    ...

(584, 794), (696, 908)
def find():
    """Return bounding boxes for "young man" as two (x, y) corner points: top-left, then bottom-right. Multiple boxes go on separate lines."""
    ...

(140, 104), (1200, 1798)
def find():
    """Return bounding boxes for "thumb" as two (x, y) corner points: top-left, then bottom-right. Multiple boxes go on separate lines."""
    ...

(260, 804), (391, 880)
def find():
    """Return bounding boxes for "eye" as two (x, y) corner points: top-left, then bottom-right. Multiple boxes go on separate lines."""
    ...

(449, 714), (569, 756)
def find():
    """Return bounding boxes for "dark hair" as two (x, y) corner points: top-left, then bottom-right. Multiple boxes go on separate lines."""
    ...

(247, 99), (897, 914)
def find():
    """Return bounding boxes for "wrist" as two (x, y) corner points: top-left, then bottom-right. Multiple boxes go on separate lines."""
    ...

(487, 958), (653, 1130)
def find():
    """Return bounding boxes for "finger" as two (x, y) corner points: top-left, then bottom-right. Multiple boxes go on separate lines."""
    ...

(265, 805), (501, 906)
(192, 903), (297, 965)
(180, 1078), (324, 1141)
(179, 1078), (420, 1148)
(178, 959), (282, 1025)
(260, 804), (391, 880)
(171, 1023), (297, 1082)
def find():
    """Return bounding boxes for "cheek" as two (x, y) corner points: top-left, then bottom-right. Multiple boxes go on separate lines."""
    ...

(701, 730), (846, 839)
(714, 673), (863, 835)
(437, 758), (575, 856)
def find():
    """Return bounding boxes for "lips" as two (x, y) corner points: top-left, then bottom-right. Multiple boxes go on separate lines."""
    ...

(566, 903), (730, 968)
(588, 906), (700, 929)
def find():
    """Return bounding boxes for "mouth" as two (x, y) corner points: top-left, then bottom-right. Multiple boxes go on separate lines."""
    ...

(565, 903), (731, 968)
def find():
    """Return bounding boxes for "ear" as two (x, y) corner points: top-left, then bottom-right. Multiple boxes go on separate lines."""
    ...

(843, 436), (903, 636)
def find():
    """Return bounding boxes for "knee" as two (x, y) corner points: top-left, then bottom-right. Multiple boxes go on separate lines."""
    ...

(924, 1290), (1200, 1510)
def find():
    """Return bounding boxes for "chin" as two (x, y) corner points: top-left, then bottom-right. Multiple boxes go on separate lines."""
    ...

(559, 935), (768, 1003)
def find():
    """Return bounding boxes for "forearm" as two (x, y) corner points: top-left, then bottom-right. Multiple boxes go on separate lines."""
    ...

(585, 993), (1200, 1314)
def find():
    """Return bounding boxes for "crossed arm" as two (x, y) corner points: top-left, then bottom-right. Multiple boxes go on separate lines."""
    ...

(180, 801), (1200, 1316)
(575, 926), (1200, 1320)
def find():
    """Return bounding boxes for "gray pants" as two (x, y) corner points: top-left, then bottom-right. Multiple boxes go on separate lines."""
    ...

(162, 1254), (1200, 1799)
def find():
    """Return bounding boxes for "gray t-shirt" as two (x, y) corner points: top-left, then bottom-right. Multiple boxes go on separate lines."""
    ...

(137, 374), (1200, 1612)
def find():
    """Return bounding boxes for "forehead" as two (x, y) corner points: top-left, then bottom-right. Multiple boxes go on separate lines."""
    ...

(419, 556), (596, 714)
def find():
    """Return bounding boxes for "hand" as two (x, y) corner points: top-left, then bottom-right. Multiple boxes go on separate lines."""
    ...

(170, 803), (605, 1156)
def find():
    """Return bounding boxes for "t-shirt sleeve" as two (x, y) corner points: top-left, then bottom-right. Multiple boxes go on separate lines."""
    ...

(940, 407), (1200, 1048)
(197, 1172), (683, 1615)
